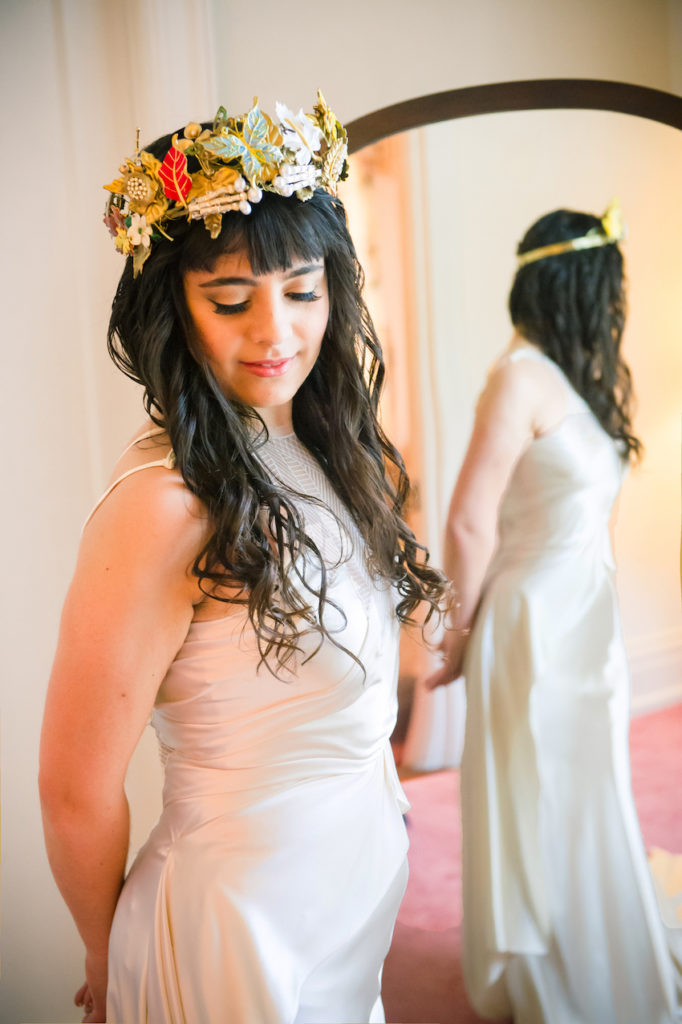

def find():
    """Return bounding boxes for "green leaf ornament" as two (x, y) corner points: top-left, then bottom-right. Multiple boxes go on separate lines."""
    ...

(204, 106), (283, 183)
(213, 105), (228, 132)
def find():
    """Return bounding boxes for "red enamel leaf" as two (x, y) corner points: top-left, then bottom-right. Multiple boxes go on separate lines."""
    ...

(158, 146), (192, 201)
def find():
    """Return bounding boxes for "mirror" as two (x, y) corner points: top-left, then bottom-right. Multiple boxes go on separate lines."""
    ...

(339, 82), (682, 764)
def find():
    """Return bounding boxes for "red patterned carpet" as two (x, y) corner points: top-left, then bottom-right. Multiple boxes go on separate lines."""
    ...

(382, 702), (682, 1024)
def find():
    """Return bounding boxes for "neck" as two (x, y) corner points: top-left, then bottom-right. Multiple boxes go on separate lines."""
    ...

(256, 404), (294, 436)
(508, 331), (539, 352)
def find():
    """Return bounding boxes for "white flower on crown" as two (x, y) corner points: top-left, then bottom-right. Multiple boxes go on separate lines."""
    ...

(127, 213), (152, 248)
(275, 101), (325, 166)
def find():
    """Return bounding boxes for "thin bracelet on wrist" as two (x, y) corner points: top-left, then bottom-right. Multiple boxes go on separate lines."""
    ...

(445, 592), (472, 635)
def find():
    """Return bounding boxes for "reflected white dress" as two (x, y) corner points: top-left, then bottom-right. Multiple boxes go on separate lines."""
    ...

(100, 430), (409, 1024)
(460, 347), (680, 1023)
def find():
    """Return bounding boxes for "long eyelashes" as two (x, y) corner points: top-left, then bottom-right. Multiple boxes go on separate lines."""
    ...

(288, 291), (321, 303)
(211, 292), (321, 316)
(212, 301), (248, 316)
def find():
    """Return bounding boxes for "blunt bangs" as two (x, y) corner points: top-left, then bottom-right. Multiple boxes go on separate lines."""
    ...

(178, 189), (341, 277)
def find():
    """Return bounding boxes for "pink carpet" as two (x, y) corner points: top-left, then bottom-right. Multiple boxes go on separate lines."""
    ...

(382, 702), (682, 1023)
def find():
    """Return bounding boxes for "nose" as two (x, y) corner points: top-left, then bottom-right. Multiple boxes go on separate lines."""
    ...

(247, 291), (291, 347)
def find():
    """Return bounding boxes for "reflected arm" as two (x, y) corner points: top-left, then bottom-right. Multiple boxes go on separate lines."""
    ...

(425, 359), (538, 689)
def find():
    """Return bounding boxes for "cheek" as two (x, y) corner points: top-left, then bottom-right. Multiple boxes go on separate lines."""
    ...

(183, 301), (213, 358)
(193, 316), (237, 363)
(295, 312), (325, 350)
(308, 319), (327, 359)
(310, 298), (330, 344)
(191, 320), (216, 362)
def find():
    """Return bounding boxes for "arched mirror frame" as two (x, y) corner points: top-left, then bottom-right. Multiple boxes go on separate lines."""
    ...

(346, 78), (682, 152)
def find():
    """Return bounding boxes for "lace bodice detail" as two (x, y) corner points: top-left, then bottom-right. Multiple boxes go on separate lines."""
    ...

(257, 432), (379, 613)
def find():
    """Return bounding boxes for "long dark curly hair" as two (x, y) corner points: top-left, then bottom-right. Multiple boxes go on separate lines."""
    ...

(107, 129), (446, 672)
(509, 208), (642, 462)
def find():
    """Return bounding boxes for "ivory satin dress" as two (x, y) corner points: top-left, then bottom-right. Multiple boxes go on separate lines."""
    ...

(94, 429), (409, 1024)
(460, 346), (680, 1023)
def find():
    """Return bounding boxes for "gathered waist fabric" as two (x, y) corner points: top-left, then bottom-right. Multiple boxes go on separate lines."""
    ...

(109, 725), (410, 1024)
(487, 527), (616, 582)
(159, 740), (410, 817)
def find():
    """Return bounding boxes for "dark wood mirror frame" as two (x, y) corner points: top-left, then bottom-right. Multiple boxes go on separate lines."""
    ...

(346, 78), (682, 152)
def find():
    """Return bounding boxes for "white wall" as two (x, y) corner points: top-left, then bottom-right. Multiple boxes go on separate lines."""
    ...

(1, 0), (680, 1020)
(1, 3), (217, 1020)
(211, 0), (677, 123)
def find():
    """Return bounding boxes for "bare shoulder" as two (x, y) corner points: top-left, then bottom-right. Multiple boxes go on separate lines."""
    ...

(484, 347), (551, 396)
(477, 353), (538, 419)
(481, 347), (567, 435)
(45, 427), (215, 781)
(82, 421), (210, 583)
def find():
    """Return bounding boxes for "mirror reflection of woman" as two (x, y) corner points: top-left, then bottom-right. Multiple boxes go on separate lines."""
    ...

(38, 96), (444, 1024)
(427, 204), (680, 1023)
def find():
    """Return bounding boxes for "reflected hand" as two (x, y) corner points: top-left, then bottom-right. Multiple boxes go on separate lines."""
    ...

(75, 950), (108, 1023)
(423, 629), (469, 690)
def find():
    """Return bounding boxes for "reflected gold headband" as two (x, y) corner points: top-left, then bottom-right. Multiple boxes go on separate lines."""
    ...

(516, 198), (625, 268)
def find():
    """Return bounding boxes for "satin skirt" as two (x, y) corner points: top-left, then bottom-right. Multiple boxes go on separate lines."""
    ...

(460, 559), (679, 1024)
(107, 748), (409, 1024)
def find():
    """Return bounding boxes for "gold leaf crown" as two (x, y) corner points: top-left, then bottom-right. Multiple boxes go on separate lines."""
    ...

(516, 199), (625, 268)
(103, 91), (349, 276)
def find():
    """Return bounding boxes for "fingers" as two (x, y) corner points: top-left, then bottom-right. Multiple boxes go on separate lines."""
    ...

(79, 992), (94, 1020)
(75, 982), (102, 1021)
(81, 999), (104, 1023)
(82, 950), (108, 1021)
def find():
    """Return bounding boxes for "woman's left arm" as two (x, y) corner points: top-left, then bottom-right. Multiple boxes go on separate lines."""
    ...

(39, 469), (207, 1021)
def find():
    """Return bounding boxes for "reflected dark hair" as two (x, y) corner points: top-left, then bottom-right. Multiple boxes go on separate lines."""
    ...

(107, 126), (445, 672)
(509, 208), (641, 462)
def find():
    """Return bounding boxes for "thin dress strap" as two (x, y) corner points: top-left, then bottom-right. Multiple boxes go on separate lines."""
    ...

(119, 425), (168, 456)
(83, 427), (176, 531)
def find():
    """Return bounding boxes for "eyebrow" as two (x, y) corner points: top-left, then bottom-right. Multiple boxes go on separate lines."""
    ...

(198, 262), (324, 288)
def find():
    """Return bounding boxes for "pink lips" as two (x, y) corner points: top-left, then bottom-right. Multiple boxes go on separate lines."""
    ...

(241, 357), (294, 378)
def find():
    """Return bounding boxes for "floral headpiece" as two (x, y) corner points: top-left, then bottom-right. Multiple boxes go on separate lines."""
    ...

(516, 198), (625, 268)
(103, 91), (348, 275)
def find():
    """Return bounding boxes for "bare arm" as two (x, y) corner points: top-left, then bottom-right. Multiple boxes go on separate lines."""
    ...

(39, 469), (208, 1020)
(425, 358), (543, 689)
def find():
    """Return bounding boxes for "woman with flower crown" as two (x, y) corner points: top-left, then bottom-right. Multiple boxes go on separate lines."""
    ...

(39, 93), (444, 1024)
(426, 204), (681, 1023)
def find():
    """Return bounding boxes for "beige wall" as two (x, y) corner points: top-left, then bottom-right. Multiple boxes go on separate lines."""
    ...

(1, 0), (680, 1019)
(211, 0), (678, 122)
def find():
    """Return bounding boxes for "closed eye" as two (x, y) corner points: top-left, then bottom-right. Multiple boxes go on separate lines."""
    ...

(287, 290), (321, 302)
(211, 300), (248, 316)
(211, 291), (321, 316)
